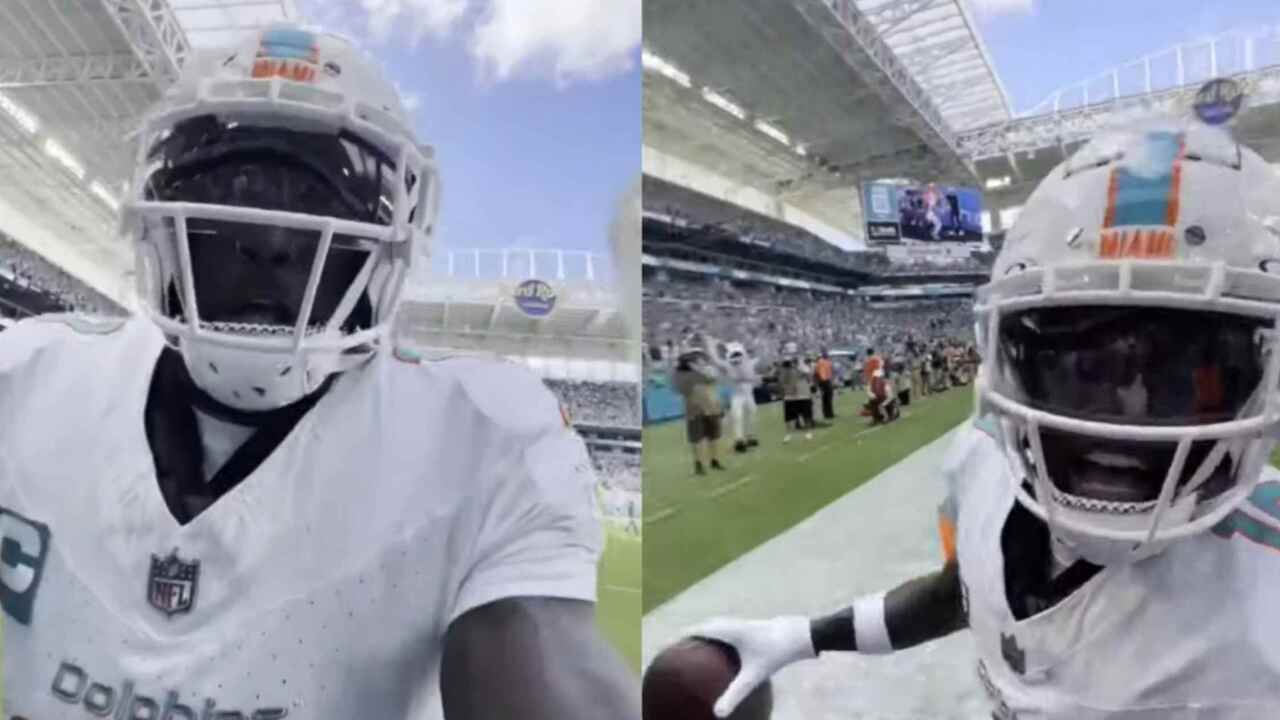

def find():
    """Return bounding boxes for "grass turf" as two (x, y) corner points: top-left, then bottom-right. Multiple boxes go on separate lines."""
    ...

(597, 524), (642, 671)
(642, 385), (975, 613)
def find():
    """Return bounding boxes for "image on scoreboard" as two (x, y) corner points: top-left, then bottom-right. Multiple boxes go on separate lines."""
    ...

(898, 183), (983, 242)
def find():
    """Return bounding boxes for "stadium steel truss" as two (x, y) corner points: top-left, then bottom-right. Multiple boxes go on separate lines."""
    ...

(642, 0), (1012, 235)
(644, 3), (1280, 242)
(0, 0), (293, 303)
(960, 27), (1280, 229)
(963, 25), (1280, 159)
(0, 1), (630, 372)
(793, 0), (1012, 180)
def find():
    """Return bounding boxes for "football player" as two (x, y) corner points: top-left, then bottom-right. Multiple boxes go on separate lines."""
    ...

(0, 25), (638, 719)
(688, 123), (1280, 719)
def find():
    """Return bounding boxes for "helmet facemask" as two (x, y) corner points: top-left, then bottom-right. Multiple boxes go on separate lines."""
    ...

(979, 301), (1280, 565)
(130, 112), (435, 411)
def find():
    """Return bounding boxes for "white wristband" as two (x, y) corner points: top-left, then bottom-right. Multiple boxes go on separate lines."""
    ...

(853, 592), (893, 654)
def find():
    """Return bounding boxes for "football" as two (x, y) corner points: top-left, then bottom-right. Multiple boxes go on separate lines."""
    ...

(642, 637), (773, 720)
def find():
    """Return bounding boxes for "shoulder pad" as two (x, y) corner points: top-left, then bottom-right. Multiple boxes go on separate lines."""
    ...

(972, 413), (1001, 441)
(941, 415), (1000, 478)
(435, 356), (563, 437)
(1245, 470), (1280, 526)
(392, 345), (422, 364)
(392, 344), (490, 365)
(33, 313), (129, 336)
(0, 316), (80, 374)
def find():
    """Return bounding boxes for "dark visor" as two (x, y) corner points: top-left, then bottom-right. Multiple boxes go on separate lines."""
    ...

(143, 115), (405, 225)
(997, 306), (1269, 426)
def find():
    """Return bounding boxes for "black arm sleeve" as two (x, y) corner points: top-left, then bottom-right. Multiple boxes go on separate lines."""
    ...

(809, 559), (967, 653)
(441, 597), (640, 720)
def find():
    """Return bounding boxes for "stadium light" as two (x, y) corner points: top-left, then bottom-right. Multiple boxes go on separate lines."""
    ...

(0, 92), (38, 134)
(753, 119), (790, 147)
(641, 50), (691, 88)
(701, 88), (745, 120)
(43, 139), (85, 180)
(984, 175), (1011, 189)
(89, 181), (120, 212)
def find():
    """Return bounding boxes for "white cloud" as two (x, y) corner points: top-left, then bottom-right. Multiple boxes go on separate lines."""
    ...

(299, 0), (639, 88)
(360, 0), (468, 44)
(967, 0), (1036, 16)
(469, 0), (641, 87)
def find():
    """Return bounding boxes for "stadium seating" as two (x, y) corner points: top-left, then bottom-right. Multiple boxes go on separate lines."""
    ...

(544, 378), (641, 428)
(643, 272), (973, 366)
(0, 233), (123, 317)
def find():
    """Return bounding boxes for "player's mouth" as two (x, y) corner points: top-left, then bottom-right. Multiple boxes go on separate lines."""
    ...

(1036, 431), (1168, 504)
(1062, 451), (1158, 503)
(229, 299), (296, 326)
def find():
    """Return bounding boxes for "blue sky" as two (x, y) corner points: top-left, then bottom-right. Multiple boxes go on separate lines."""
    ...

(971, 0), (1280, 113)
(294, 0), (640, 280)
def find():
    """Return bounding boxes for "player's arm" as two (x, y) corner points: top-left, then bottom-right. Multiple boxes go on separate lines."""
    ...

(437, 361), (640, 719)
(441, 597), (639, 720)
(692, 496), (966, 718)
(691, 561), (965, 717)
(808, 558), (965, 653)
(823, 496), (967, 651)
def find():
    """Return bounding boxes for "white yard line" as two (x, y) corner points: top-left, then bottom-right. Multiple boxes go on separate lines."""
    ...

(643, 506), (680, 524)
(705, 473), (755, 499)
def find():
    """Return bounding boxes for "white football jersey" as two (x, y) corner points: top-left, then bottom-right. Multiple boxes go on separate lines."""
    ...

(942, 416), (1280, 719)
(724, 357), (757, 393)
(0, 316), (602, 719)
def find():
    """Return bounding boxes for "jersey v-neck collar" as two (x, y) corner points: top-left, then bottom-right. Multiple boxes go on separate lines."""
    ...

(143, 344), (333, 527)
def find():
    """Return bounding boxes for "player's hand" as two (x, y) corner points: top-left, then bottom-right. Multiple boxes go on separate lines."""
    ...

(687, 615), (815, 718)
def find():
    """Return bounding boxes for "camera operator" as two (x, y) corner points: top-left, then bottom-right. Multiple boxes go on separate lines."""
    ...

(671, 334), (726, 475)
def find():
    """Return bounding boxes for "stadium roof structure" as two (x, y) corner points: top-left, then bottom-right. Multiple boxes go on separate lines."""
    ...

(642, 0), (1010, 239)
(171, 0), (296, 49)
(0, 0), (296, 305)
(959, 26), (1280, 234)
(861, 0), (1012, 131)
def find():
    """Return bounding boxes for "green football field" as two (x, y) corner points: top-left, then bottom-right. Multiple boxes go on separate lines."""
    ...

(597, 524), (641, 671)
(642, 385), (975, 613)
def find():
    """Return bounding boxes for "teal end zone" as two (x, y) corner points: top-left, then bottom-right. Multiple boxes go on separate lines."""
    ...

(642, 375), (734, 424)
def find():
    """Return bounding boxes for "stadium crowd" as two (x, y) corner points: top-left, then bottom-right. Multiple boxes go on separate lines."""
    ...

(594, 452), (641, 493)
(543, 378), (641, 428)
(645, 178), (994, 278)
(0, 234), (122, 316)
(643, 271), (973, 367)
(876, 253), (993, 274)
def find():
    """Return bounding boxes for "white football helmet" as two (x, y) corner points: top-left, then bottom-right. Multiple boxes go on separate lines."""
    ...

(975, 121), (1280, 565)
(124, 25), (439, 411)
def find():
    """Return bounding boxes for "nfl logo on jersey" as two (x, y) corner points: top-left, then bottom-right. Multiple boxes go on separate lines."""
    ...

(148, 549), (200, 616)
